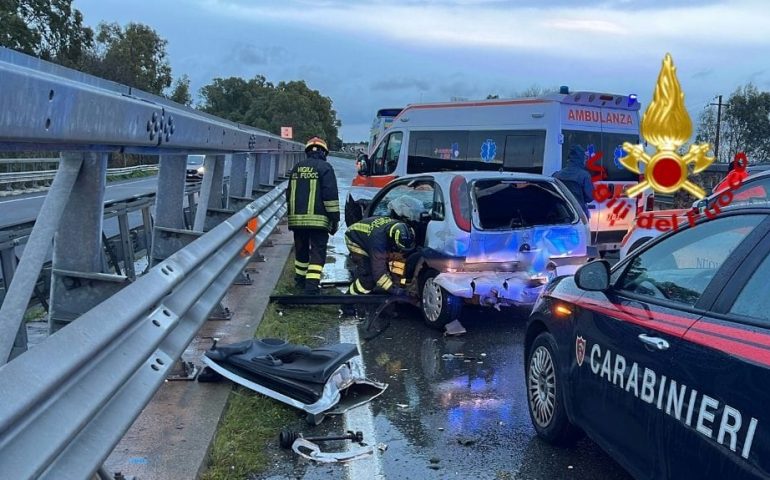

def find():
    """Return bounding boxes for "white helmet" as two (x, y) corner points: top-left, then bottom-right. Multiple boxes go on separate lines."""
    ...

(388, 196), (425, 223)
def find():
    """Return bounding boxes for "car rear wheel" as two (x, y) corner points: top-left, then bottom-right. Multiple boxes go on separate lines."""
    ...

(526, 332), (582, 445)
(420, 270), (463, 329)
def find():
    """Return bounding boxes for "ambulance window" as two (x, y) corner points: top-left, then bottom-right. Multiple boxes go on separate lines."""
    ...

(616, 215), (764, 306)
(504, 131), (546, 174)
(372, 132), (402, 176)
(729, 254), (770, 324)
(407, 131), (469, 174)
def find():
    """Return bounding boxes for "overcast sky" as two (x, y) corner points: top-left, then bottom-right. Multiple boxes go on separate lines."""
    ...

(76, 0), (770, 142)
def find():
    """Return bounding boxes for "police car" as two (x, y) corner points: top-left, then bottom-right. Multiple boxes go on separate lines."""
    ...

(525, 207), (770, 479)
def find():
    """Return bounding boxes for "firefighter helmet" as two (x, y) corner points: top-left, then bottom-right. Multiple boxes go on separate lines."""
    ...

(305, 137), (329, 154)
(388, 222), (416, 253)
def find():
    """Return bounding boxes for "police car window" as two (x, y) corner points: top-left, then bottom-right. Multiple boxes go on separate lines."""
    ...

(616, 215), (764, 306)
(729, 254), (770, 324)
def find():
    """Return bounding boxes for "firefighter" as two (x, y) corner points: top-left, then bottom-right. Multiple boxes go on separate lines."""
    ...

(286, 137), (340, 294)
(345, 215), (417, 297)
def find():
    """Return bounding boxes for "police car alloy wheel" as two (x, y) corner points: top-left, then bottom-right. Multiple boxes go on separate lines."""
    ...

(526, 332), (582, 444)
(528, 344), (556, 428)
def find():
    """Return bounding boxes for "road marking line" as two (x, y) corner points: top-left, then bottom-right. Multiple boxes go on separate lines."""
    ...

(0, 194), (46, 204)
(338, 321), (384, 480)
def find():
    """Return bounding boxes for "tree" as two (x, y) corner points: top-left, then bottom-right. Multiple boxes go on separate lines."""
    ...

(696, 83), (770, 163)
(0, 0), (93, 67)
(169, 74), (192, 106)
(516, 85), (558, 97)
(200, 75), (342, 148)
(85, 22), (172, 95)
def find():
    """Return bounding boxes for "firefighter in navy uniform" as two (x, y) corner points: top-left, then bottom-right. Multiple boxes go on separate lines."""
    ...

(286, 137), (340, 294)
(344, 216), (416, 297)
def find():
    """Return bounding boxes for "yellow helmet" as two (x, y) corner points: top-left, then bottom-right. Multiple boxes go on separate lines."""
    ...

(305, 137), (329, 154)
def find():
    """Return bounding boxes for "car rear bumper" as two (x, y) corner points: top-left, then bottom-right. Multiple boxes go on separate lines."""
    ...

(434, 262), (583, 308)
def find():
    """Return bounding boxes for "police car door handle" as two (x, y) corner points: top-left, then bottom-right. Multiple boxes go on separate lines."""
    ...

(638, 334), (669, 351)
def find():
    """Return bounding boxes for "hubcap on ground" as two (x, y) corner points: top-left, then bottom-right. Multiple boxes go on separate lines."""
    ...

(528, 345), (556, 428)
(422, 277), (442, 322)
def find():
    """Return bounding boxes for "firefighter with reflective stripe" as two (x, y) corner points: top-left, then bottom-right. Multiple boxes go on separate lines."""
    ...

(345, 216), (416, 296)
(287, 137), (340, 294)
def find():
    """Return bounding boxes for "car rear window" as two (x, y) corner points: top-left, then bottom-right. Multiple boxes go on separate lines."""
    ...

(472, 180), (577, 229)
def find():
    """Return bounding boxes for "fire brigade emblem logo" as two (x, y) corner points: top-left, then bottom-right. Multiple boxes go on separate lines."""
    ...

(575, 336), (586, 367)
(620, 54), (714, 199)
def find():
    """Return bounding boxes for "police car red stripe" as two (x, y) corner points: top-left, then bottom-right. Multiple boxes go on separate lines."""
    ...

(555, 294), (770, 369)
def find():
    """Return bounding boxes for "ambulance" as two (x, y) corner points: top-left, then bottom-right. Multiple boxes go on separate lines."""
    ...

(367, 108), (403, 156)
(348, 88), (651, 253)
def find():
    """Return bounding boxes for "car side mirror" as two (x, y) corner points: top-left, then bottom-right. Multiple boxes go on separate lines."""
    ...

(356, 154), (369, 175)
(574, 260), (611, 291)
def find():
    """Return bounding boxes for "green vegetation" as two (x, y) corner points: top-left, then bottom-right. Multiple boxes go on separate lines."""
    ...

(23, 305), (46, 322)
(202, 253), (341, 480)
(199, 76), (343, 150)
(696, 83), (770, 164)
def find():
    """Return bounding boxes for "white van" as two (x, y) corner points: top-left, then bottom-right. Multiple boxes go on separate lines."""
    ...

(367, 107), (403, 156)
(348, 89), (652, 253)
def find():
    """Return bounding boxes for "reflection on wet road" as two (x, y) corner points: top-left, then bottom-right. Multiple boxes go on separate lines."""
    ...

(263, 157), (632, 479)
(322, 156), (356, 286)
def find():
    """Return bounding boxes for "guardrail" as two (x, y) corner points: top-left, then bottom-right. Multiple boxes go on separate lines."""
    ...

(0, 185), (287, 480)
(0, 46), (303, 479)
(0, 164), (159, 187)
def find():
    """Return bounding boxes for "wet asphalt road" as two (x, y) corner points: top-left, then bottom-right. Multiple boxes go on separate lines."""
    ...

(256, 158), (632, 480)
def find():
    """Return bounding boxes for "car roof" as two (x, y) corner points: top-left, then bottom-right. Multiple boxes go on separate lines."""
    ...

(399, 171), (558, 183)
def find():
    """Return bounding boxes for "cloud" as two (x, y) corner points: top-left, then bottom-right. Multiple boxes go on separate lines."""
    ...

(691, 68), (714, 79)
(371, 77), (431, 91)
(197, 0), (770, 61)
(231, 44), (287, 66)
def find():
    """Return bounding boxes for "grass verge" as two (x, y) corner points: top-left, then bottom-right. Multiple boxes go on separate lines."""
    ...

(201, 252), (341, 480)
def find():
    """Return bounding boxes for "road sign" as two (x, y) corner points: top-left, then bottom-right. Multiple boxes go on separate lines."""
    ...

(281, 127), (293, 139)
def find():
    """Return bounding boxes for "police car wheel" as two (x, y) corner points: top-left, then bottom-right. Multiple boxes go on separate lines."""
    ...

(420, 270), (462, 329)
(526, 332), (582, 445)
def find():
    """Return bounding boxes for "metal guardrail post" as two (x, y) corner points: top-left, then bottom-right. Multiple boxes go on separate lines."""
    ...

(192, 156), (217, 232)
(210, 156), (225, 210)
(116, 207), (136, 280)
(0, 154), (83, 363)
(151, 155), (187, 266)
(49, 153), (129, 333)
(230, 153), (247, 199)
(244, 153), (256, 198)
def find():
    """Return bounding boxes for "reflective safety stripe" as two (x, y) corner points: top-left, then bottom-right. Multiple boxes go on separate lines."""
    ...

(289, 179), (297, 215)
(295, 268), (306, 276)
(400, 278), (407, 286)
(389, 261), (405, 275)
(376, 274), (393, 291)
(324, 200), (340, 213)
(349, 279), (371, 295)
(288, 214), (330, 229)
(345, 238), (368, 256)
(306, 272), (322, 280)
(307, 264), (324, 273)
(295, 260), (308, 277)
(295, 260), (309, 268)
(308, 178), (317, 217)
(349, 223), (373, 234)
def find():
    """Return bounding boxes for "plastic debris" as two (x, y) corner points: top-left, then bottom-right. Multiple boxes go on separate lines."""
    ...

(378, 443), (388, 453)
(444, 319), (467, 336)
(291, 438), (373, 463)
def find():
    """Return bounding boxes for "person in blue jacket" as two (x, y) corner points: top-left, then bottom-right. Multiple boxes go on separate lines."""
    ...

(553, 144), (594, 217)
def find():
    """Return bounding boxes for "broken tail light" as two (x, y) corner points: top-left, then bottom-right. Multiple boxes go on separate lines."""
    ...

(451, 175), (471, 232)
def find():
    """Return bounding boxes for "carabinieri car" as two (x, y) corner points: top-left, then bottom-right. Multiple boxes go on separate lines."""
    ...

(525, 207), (770, 479)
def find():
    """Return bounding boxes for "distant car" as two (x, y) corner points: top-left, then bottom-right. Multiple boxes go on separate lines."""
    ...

(361, 171), (592, 328)
(525, 207), (770, 479)
(619, 171), (770, 259)
(186, 155), (205, 180)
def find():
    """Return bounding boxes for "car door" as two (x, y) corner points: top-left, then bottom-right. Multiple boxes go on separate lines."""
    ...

(361, 131), (404, 189)
(568, 213), (765, 479)
(661, 214), (770, 479)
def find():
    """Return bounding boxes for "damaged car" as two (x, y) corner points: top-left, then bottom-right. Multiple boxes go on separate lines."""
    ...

(362, 171), (592, 328)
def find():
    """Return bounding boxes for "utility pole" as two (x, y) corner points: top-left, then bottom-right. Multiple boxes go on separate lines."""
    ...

(709, 95), (728, 161)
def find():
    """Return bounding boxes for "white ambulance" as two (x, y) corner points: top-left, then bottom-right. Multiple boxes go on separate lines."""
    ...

(367, 107), (403, 156)
(348, 89), (651, 253)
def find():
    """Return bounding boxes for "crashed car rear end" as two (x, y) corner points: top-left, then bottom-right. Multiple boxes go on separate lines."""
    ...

(427, 174), (589, 313)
